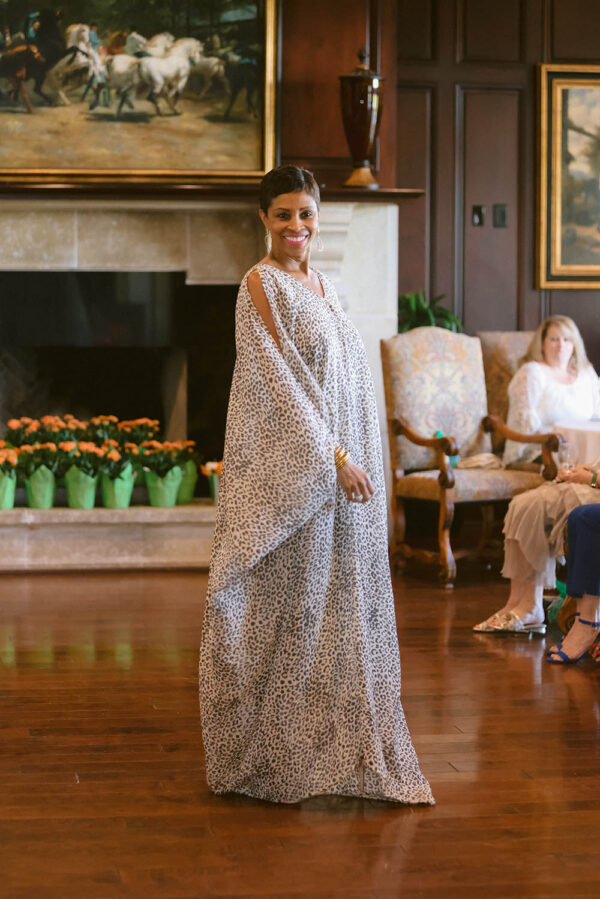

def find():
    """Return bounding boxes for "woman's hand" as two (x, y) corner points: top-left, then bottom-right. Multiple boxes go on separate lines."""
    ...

(337, 460), (374, 504)
(556, 465), (594, 485)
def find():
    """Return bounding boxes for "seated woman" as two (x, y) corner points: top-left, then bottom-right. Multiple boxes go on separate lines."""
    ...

(503, 315), (600, 468)
(547, 504), (600, 663)
(474, 463), (600, 633)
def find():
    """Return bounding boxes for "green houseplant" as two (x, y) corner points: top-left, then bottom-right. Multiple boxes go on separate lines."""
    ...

(99, 443), (136, 509)
(141, 441), (183, 508)
(0, 445), (19, 509)
(201, 460), (223, 504)
(175, 440), (201, 505)
(17, 442), (64, 509)
(398, 290), (463, 333)
(59, 441), (103, 509)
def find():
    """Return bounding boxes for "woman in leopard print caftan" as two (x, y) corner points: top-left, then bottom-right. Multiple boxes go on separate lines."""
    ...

(199, 166), (434, 805)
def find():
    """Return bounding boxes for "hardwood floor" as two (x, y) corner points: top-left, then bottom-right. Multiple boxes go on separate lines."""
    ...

(1, 566), (599, 898)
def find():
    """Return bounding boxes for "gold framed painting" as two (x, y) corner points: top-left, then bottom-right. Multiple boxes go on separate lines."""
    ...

(0, 0), (279, 186)
(538, 63), (600, 288)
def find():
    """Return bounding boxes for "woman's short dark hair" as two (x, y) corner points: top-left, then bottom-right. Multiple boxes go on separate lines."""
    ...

(259, 165), (320, 213)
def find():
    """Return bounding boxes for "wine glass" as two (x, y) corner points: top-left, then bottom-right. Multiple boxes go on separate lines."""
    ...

(557, 442), (575, 472)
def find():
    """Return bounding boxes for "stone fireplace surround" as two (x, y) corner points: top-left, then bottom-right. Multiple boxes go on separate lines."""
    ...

(0, 193), (401, 569)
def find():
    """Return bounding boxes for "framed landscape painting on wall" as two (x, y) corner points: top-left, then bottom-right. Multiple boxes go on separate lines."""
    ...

(539, 63), (600, 288)
(0, 0), (278, 185)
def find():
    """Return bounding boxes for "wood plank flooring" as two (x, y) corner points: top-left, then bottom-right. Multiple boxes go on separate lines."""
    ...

(1, 567), (599, 898)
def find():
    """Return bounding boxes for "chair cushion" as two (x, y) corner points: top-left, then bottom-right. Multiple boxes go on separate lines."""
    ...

(380, 327), (491, 472)
(396, 468), (543, 502)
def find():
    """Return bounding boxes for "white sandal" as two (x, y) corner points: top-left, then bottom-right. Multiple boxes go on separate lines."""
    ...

(490, 611), (546, 635)
(473, 612), (505, 633)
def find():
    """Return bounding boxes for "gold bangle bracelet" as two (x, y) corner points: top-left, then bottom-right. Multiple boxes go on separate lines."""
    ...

(335, 451), (350, 471)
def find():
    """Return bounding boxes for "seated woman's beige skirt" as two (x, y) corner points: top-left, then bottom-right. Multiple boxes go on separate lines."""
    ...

(502, 481), (600, 587)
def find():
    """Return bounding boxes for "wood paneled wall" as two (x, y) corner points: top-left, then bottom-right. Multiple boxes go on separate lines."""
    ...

(280, 0), (600, 364)
(394, 0), (600, 362)
(280, 0), (397, 188)
(282, 0), (600, 367)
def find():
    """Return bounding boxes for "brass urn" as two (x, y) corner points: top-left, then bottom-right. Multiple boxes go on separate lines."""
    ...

(339, 47), (384, 189)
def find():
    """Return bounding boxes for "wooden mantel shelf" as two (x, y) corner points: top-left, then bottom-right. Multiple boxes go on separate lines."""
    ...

(0, 182), (423, 203)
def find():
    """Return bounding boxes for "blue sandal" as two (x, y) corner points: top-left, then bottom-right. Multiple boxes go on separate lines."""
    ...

(546, 613), (600, 664)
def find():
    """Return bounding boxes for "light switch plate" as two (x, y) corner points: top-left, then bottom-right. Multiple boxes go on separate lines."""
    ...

(472, 206), (485, 226)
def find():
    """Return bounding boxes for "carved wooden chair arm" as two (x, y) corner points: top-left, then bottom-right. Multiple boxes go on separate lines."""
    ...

(389, 417), (457, 488)
(482, 415), (561, 480)
(390, 417), (458, 454)
(482, 414), (561, 446)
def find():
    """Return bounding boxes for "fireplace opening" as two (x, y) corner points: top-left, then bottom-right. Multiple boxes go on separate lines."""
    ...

(0, 271), (237, 464)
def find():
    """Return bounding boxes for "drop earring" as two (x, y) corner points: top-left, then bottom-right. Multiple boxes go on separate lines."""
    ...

(264, 229), (272, 252)
(316, 229), (324, 253)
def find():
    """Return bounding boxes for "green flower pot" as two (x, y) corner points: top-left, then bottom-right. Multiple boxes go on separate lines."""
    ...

(25, 465), (56, 509)
(207, 473), (219, 504)
(0, 471), (16, 509)
(176, 459), (198, 505)
(65, 466), (98, 510)
(145, 467), (183, 508)
(101, 462), (134, 509)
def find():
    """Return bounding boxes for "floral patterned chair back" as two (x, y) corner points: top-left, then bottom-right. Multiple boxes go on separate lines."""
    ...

(476, 331), (534, 453)
(380, 327), (491, 472)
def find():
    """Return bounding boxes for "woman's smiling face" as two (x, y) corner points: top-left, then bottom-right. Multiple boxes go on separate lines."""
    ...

(260, 190), (319, 259)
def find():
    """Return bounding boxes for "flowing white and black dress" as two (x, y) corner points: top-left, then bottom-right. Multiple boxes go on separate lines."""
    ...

(199, 263), (434, 805)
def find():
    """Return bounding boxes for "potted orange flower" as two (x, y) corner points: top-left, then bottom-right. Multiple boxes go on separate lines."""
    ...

(17, 442), (62, 509)
(5, 417), (52, 445)
(140, 440), (183, 508)
(59, 441), (103, 509)
(99, 441), (136, 509)
(0, 443), (19, 509)
(200, 460), (223, 504)
(173, 440), (201, 504)
(5, 418), (31, 446)
(117, 418), (160, 445)
(5, 415), (88, 448)
(37, 415), (79, 444)
(88, 415), (120, 445)
(118, 419), (160, 481)
(62, 416), (90, 441)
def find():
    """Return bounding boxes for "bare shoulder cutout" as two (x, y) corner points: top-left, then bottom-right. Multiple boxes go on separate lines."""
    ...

(247, 270), (281, 351)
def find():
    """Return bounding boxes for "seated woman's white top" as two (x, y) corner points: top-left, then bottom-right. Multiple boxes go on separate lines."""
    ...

(503, 361), (600, 466)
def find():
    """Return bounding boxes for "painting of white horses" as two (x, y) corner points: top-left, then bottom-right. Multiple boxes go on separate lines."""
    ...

(0, 1), (278, 182)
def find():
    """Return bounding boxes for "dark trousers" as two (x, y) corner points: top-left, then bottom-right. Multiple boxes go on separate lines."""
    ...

(566, 504), (600, 598)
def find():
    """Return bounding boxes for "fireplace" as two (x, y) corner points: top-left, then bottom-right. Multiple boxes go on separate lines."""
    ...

(0, 271), (237, 465)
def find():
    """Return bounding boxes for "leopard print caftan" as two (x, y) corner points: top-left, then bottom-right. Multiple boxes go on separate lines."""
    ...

(199, 263), (434, 805)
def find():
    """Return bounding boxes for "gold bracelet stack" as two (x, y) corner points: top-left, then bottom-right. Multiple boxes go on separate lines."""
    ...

(334, 446), (350, 471)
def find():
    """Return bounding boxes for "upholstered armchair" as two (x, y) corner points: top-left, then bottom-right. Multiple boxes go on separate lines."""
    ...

(380, 327), (560, 587)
